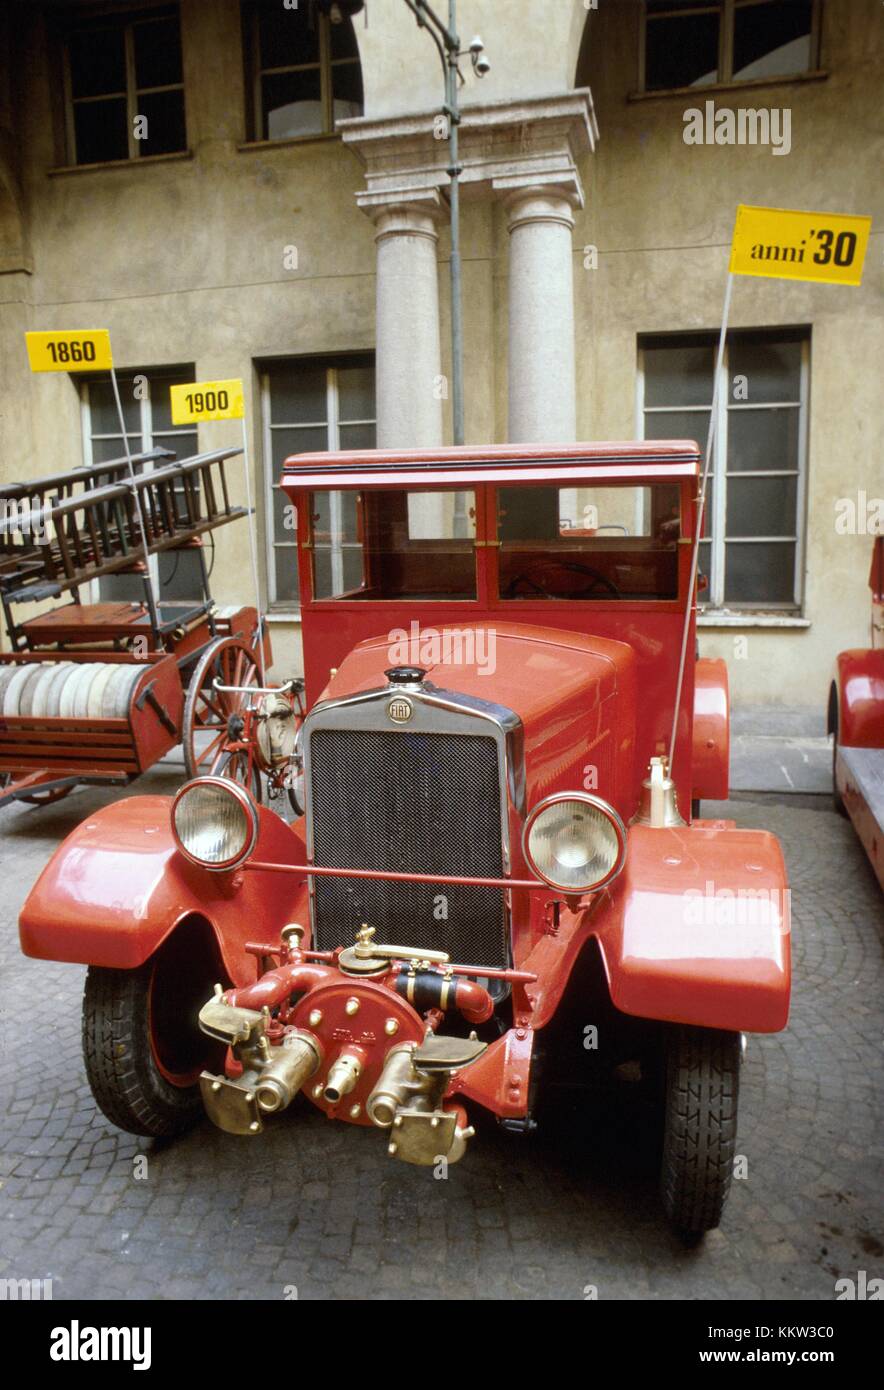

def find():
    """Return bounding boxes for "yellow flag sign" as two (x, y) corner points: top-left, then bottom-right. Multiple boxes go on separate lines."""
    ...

(26, 329), (113, 372)
(170, 379), (245, 425)
(729, 205), (871, 286)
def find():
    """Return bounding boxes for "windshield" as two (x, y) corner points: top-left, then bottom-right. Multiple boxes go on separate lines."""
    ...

(312, 488), (476, 600)
(497, 484), (680, 600)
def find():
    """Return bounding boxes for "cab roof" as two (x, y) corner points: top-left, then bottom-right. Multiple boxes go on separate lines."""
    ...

(281, 440), (701, 491)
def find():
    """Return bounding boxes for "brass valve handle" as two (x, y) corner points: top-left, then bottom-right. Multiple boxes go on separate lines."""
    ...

(353, 923), (449, 966)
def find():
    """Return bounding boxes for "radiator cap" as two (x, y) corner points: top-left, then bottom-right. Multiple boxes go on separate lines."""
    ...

(385, 666), (427, 686)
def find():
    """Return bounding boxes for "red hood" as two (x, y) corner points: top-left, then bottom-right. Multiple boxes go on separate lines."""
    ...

(318, 622), (638, 819)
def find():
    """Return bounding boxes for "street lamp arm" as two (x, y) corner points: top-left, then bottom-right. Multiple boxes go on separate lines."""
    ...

(410, 0), (459, 52)
(402, 0), (448, 81)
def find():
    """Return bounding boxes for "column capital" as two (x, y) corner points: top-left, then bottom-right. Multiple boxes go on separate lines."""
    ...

(355, 186), (445, 245)
(501, 183), (580, 233)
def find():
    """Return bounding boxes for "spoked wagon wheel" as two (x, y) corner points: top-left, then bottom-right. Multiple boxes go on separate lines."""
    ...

(215, 747), (263, 806)
(660, 1024), (741, 1241)
(182, 636), (260, 783)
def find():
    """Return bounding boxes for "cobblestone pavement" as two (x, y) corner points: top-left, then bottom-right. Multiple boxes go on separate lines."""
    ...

(1, 771), (882, 1301)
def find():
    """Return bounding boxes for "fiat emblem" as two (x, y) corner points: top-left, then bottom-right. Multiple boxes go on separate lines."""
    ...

(388, 697), (413, 724)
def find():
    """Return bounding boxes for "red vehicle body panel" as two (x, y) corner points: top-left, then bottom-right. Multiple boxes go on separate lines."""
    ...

(692, 657), (729, 801)
(831, 648), (884, 749)
(19, 796), (305, 985)
(830, 537), (884, 890)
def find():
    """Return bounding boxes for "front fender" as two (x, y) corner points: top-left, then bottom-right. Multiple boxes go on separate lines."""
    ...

(692, 657), (729, 800)
(831, 648), (884, 748)
(19, 795), (309, 986)
(525, 822), (790, 1034)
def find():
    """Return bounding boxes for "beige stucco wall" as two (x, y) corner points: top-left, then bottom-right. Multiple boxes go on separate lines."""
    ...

(570, 0), (884, 705)
(1, 0), (882, 706)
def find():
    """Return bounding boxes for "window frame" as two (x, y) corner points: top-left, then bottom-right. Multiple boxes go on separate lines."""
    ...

(61, 4), (187, 167)
(244, 0), (363, 144)
(637, 331), (810, 612)
(260, 356), (376, 613)
(639, 0), (823, 96)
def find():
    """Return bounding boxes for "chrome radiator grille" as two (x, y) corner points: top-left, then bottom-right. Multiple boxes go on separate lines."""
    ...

(309, 728), (508, 968)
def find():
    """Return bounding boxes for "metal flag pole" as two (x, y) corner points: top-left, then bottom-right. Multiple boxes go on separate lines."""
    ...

(404, 0), (478, 447)
(668, 270), (735, 775)
(239, 413), (267, 685)
(108, 365), (163, 642)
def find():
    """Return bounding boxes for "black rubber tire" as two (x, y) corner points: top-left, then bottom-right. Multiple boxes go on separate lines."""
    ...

(83, 959), (208, 1138)
(660, 1024), (740, 1239)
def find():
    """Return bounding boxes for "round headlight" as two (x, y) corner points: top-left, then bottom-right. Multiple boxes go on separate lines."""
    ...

(171, 777), (259, 871)
(523, 793), (626, 893)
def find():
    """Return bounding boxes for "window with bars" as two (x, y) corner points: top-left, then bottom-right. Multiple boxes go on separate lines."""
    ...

(62, 6), (187, 165)
(80, 366), (198, 600)
(642, 0), (820, 93)
(640, 331), (809, 609)
(243, 0), (363, 142)
(260, 357), (375, 608)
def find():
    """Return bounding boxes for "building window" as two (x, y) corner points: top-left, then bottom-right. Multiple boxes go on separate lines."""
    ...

(81, 367), (197, 465)
(244, 0), (363, 141)
(62, 6), (186, 165)
(639, 330), (809, 609)
(642, 0), (820, 93)
(81, 366), (198, 599)
(260, 356), (375, 608)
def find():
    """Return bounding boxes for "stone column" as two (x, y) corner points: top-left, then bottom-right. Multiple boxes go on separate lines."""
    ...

(364, 191), (444, 449)
(505, 185), (578, 444)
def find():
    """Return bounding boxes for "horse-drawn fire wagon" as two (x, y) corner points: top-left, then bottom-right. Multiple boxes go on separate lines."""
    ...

(0, 446), (273, 807)
(19, 440), (791, 1237)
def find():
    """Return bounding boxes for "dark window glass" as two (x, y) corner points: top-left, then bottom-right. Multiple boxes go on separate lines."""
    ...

(733, 0), (813, 80)
(643, 409), (711, 454)
(134, 16), (183, 88)
(729, 337), (801, 402)
(69, 26), (126, 98)
(497, 485), (678, 601)
(263, 68), (323, 139)
(258, 3), (320, 68)
(725, 541), (795, 603)
(727, 475), (797, 537)
(74, 99), (129, 164)
(331, 17), (359, 61)
(643, 343), (713, 408)
(137, 89), (186, 155)
(728, 407), (799, 473)
(269, 365), (328, 424)
(645, 11), (720, 90)
(338, 364), (374, 421)
(332, 59), (363, 119)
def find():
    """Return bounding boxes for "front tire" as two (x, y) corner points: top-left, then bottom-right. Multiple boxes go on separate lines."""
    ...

(82, 931), (225, 1137)
(660, 1024), (740, 1239)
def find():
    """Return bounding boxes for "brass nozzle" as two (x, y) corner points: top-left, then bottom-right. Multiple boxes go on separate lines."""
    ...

(323, 1050), (363, 1104)
(366, 1042), (423, 1128)
(254, 1030), (321, 1113)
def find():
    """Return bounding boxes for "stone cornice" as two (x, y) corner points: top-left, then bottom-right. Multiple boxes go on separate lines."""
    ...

(340, 89), (597, 212)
